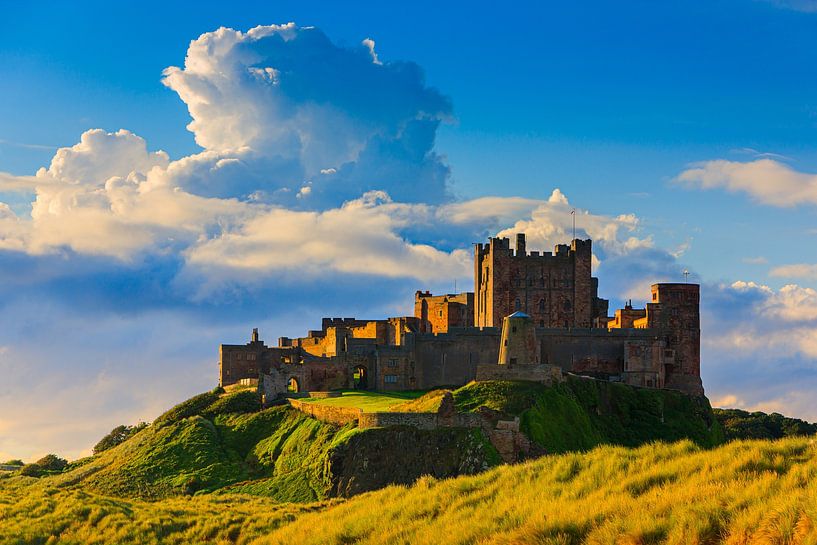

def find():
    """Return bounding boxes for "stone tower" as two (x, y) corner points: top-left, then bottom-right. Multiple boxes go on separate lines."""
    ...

(498, 312), (540, 365)
(474, 234), (607, 328)
(646, 283), (703, 396)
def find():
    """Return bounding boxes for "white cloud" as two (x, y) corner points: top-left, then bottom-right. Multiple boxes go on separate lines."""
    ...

(742, 256), (768, 265)
(676, 158), (817, 206)
(494, 189), (651, 261)
(770, 263), (817, 279)
(161, 23), (453, 204)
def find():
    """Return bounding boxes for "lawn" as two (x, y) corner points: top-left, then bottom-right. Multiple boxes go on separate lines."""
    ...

(301, 390), (427, 412)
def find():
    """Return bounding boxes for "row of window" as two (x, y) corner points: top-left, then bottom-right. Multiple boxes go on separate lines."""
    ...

(513, 298), (572, 312)
(232, 352), (257, 361)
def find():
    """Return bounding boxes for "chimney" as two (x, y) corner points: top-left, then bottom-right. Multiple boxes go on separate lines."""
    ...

(516, 233), (526, 256)
(252, 328), (259, 343)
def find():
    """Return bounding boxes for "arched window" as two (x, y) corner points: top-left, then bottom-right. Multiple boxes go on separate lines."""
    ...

(514, 298), (521, 311)
(538, 299), (545, 312)
(563, 298), (572, 311)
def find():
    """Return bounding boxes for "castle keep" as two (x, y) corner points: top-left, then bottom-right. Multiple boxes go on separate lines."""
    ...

(219, 234), (704, 399)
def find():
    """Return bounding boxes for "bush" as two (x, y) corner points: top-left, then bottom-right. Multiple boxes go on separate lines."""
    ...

(19, 464), (44, 477)
(93, 423), (148, 454)
(2, 459), (23, 466)
(35, 454), (68, 472)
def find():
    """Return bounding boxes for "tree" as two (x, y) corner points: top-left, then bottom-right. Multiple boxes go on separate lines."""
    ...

(93, 423), (147, 454)
(34, 454), (68, 472)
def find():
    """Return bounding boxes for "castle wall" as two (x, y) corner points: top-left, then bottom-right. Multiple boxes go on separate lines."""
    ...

(412, 328), (500, 388)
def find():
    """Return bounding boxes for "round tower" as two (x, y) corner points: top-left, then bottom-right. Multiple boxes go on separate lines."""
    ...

(498, 311), (540, 365)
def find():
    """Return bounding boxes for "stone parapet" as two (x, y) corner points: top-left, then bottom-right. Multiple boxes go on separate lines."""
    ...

(474, 363), (564, 384)
(286, 398), (361, 426)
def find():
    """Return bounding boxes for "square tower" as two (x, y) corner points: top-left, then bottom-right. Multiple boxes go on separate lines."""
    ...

(474, 234), (606, 328)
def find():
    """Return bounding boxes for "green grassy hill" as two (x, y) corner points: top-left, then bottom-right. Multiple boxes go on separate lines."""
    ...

(3, 435), (816, 544)
(454, 376), (724, 452)
(46, 388), (497, 502)
(30, 378), (727, 503)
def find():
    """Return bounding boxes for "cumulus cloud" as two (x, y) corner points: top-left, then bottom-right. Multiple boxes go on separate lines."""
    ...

(161, 24), (453, 204)
(676, 158), (817, 206)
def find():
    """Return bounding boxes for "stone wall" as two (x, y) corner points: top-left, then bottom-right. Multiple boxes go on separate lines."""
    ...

(286, 398), (362, 426)
(475, 363), (564, 384)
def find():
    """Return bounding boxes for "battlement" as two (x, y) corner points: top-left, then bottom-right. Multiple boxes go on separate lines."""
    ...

(321, 317), (368, 330)
(474, 234), (591, 260)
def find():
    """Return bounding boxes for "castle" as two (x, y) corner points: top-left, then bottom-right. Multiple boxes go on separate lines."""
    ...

(219, 235), (704, 399)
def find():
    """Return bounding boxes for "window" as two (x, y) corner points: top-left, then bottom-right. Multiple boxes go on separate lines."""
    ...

(563, 299), (572, 311)
(384, 375), (398, 384)
(439, 310), (443, 317)
(512, 326), (517, 333)
(247, 353), (257, 361)
(538, 299), (545, 312)
(539, 320), (544, 327)
(514, 298), (521, 311)
(388, 358), (398, 367)
(510, 358), (517, 365)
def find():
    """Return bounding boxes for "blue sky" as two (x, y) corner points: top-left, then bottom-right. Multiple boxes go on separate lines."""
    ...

(1, 0), (817, 459)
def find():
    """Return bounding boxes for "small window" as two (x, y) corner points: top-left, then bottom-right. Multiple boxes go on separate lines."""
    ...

(538, 299), (545, 312)
(512, 326), (517, 333)
(439, 310), (443, 317)
(653, 293), (657, 301)
(384, 375), (398, 384)
(388, 358), (398, 367)
(539, 320), (544, 327)
(510, 358), (517, 365)
(248, 353), (257, 361)
(514, 298), (521, 311)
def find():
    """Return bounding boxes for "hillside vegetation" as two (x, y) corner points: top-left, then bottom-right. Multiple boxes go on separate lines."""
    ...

(714, 408), (817, 440)
(2, 435), (816, 544)
(44, 388), (497, 502)
(454, 376), (724, 452)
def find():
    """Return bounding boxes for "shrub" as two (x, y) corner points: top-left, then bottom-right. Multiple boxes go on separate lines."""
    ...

(2, 459), (23, 466)
(35, 454), (68, 472)
(19, 464), (44, 477)
(93, 423), (148, 454)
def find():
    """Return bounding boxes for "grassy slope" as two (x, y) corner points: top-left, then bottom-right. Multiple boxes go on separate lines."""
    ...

(4, 436), (817, 544)
(301, 390), (427, 412)
(454, 376), (724, 452)
(44, 388), (497, 503)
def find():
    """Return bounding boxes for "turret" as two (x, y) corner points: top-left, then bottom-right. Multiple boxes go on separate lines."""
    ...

(498, 312), (540, 365)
